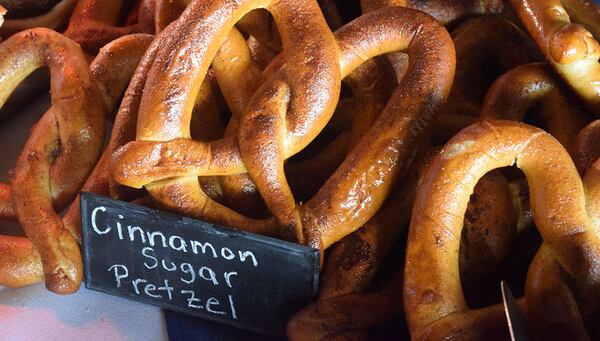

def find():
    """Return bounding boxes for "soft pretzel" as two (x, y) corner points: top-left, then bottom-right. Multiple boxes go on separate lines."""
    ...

(0, 29), (105, 293)
(404, 120), (599, 339)
(111, 6), (454, 250)
(299, 8), (454, 250)
(210, 27), (266, 217)
(0, 0), (77, 39)
(480, 62), (591, 157)
(510, 0), (600, 115)
(64, 0), (155, 53)
(0, 33), (154, 291)
(112, 0), (340, 241)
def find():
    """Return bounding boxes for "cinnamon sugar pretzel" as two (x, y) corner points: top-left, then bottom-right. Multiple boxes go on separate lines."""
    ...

(0, 0), (77, 39)
(111, 6), (455, 250)
(0, 32), (152, 293)
(405, 120), (600, 339)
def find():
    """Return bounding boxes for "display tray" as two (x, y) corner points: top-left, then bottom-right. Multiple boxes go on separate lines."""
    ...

(0, 95), (168, 341)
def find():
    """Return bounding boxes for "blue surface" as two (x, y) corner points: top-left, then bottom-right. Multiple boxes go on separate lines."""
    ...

(164, 310), (282, 341)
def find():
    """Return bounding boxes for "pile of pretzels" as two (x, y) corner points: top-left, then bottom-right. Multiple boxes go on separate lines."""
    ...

(0, 0), (599, 339)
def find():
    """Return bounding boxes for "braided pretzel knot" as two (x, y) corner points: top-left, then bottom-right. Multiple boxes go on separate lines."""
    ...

(0, 0), (77, 39)
(510, 0), (600, 115)
(0, 28), (106, 293)
(404, 120), (600, 339)
(112, 6), (454, 250)
(112, 0), (340, 240)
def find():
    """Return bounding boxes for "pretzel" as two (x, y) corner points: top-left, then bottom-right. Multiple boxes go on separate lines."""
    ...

(510, 0), (600, 115)
(0, 0), (77, 39)
(0, 28), (105, 293)
(0, 33), (154, 291)
(480, 62), (591, 157)
(64, 0), (155, 53)
(111, 6), (454, 250)
(404, 120), (599, 339)
(110, 0), (339, 241)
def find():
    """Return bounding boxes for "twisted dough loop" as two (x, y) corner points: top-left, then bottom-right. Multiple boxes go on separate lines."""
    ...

(0, 33), (154, 290)
(0, 28), (105, 294)
(510, 0), (600, 114)
(404, 120), (599, 339)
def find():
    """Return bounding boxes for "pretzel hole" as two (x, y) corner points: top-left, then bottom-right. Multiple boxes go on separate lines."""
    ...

(458, 168), (541, 309)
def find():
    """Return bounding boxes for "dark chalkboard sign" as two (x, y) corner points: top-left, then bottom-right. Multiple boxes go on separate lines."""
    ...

(80, 193), (320, 336)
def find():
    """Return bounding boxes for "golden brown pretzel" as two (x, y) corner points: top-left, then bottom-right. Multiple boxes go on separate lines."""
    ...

(0, 0), (77, 39)
(404, 120), (599, 339)
(0, 33), (154, 291)
(0, 236), (43, 288)
(112, 0), (340, 241)
(65, 0), (155, 53)
(111, 6), (454, 250)
(0, 28), (105, 293)
(299, 8), (454, 250)
(480, 62), (591, 157)
(510, 0), (600, 115)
